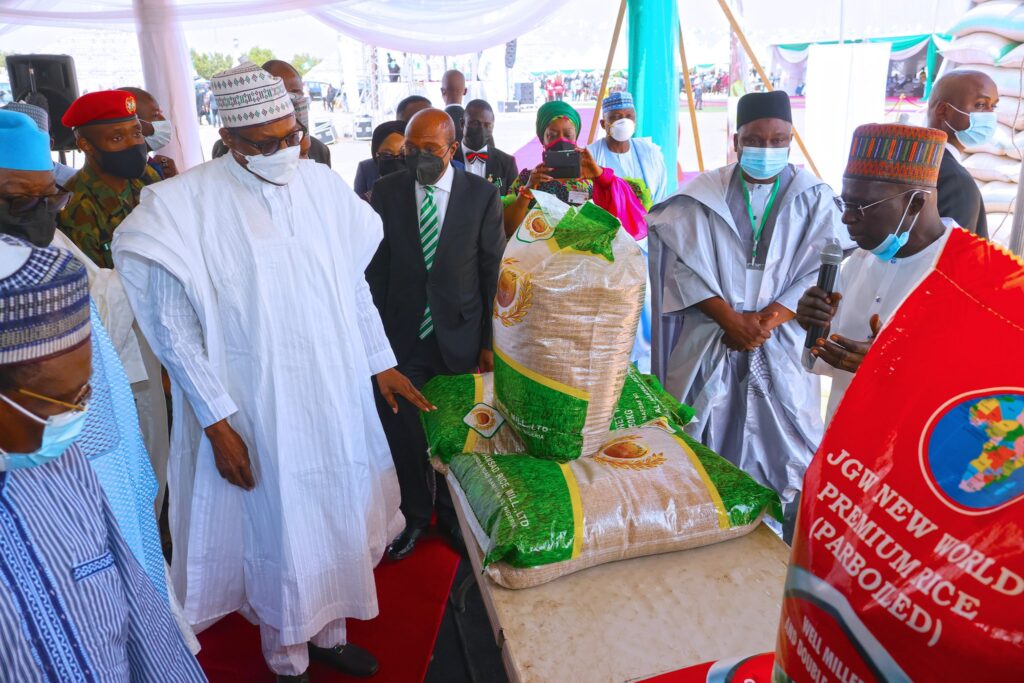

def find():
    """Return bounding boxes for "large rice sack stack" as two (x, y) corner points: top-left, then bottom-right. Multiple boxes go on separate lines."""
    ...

(449, 424), (780, 589)
(945, 0), (1024, 246)
(492, 191), (645, 461)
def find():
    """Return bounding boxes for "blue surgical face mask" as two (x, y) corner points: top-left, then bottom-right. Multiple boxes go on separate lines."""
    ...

(869, 191), (921, 262)
(0, 392), (88, 471)
(739, 146), (790, 180)
(945, 103), (998, 148)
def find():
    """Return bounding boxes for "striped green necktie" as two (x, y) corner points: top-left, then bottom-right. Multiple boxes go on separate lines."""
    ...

(418, 185), (440, 339)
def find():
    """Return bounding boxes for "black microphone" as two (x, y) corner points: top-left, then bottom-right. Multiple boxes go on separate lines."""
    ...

(802, 241), (844, 368)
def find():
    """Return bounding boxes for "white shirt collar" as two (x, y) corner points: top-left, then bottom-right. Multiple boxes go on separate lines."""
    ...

(418, 160), (455, 194)
(944, 142), (962, 163)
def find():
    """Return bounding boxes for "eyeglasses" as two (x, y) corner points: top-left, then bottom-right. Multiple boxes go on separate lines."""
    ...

(833, 189), (931, 220)
(0, 187), (72, 216)
(234, 129), (305, 156)
(18, 384), (92, 413)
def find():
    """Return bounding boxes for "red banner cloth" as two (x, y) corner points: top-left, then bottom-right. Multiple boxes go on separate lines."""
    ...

(775, 229), (1024, 681)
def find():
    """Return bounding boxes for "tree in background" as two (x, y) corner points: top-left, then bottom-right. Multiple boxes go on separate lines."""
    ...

(191, 49), (234, 80)
(291, 53), (323, 77)
(246, 46), (276, 68)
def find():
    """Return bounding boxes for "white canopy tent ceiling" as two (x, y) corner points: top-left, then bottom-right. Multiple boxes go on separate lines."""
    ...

(1, 0), (968, 56)
(0, 0), (970, 168)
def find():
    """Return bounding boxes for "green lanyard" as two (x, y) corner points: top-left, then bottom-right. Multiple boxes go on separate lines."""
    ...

(742, 176), (781, 264)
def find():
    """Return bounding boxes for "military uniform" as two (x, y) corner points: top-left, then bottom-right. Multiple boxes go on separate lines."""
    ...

(58, 164), (161, 268)
(58, 89), (162, 269)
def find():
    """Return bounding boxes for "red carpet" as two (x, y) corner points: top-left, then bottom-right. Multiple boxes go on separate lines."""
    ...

(196, 536), (460, 683)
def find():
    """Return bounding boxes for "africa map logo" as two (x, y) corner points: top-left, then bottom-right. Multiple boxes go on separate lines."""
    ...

(921, 390), (1024, 514)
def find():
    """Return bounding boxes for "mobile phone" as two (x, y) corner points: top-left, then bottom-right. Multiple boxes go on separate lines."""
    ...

(542, 149), (581, 179)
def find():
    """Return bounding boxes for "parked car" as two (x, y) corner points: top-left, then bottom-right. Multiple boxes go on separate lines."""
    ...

(306, 81), (327, 101)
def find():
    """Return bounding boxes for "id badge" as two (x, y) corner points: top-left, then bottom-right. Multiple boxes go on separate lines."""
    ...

(743, 264), (765, 312)
(567, 190), (588, 206)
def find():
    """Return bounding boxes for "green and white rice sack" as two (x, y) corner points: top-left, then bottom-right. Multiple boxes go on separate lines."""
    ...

(492, 190), (645, 461)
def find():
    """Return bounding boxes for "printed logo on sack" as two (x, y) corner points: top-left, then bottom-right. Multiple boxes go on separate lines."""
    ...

(595, 435), (665, 470)
(493, 259), (532, 327)
(920, 389), (1024, 514)
(516, 209), (555, 243)
(463, 404), (505, 439)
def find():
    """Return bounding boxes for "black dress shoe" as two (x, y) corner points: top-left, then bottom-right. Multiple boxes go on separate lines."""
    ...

(386, 526), (426, 561)
(309, 642), (379, 677)
(276, 672), (309, 683)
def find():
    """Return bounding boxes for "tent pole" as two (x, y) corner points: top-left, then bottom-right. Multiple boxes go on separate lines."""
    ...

(678, 23), (704, 172)
(588, 0), (628, 145)
(715, 0), (822, 178)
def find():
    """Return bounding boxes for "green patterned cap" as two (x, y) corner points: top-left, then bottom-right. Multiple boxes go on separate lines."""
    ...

(211, 61), (294, 129)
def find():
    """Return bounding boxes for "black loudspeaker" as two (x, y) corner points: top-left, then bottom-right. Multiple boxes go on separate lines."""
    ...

(6, 54), (79, 150)
(514, 82), (534, 105)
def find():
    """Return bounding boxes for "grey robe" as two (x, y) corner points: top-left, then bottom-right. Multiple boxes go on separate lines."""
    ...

(647, 163), (847, 502)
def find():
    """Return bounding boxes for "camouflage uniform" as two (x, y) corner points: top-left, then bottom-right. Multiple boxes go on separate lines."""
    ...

(58, 163), (161, 268)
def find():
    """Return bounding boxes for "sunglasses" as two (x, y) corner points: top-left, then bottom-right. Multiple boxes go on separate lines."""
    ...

(0, 187), (72, 216)
(234, 129), (305, 157)
(833, 189), (930, 220)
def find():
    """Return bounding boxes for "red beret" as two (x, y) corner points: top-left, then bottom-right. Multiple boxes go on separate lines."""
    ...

(62, 90), (138, 128)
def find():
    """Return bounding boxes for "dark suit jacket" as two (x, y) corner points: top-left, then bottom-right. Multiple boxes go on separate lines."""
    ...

(455, 143), (520, 197)
(937, 149), (988, 238)
(354, 158), (378, 200)
(211, 136), (332, 168)
(367, 167), (505, 372)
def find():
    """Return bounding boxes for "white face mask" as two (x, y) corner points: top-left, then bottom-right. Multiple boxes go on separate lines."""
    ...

(240, 145), (301, 185)
(145, 119), (173, 151)
(609, 118), (636, 142)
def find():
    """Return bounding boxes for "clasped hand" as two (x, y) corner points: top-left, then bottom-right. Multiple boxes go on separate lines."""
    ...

(721, 310), (778, 351)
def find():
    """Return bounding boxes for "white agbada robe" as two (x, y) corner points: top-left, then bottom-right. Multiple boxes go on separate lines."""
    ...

(112, 155), (404, 645)
(812, 221), (953, 423)
(648, 163), (849, 502)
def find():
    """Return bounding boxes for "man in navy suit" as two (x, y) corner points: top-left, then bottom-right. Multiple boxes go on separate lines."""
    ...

(366, 108), (505, 559)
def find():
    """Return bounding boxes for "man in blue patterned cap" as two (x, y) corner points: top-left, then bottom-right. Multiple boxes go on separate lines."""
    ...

(588, 91), (670, 204)
(0, 108), (193, 641)
(0, 234), (206, 681)
(587, 90), (666, 374)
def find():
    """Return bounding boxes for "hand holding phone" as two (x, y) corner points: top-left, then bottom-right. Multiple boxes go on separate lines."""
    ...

(542, 148), (581, 179)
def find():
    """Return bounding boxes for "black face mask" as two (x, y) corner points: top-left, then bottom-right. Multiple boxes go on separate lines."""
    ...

(95, 143), (149, 179)
(376, 156), (406, 177)
(407, 149), (447, 186)
(0, 202), (59, 247)
(463, 127), (490, 152)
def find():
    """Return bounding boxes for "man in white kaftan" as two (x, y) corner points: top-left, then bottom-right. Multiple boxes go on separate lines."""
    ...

(648, 92), (848, 530)
(588, 91), (670, 204)
(112, 63), (427, 681)
(798, 123), (954, 426)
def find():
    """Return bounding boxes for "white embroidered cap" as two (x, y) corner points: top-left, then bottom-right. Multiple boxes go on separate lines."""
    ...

(211, 61), (294, 129)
